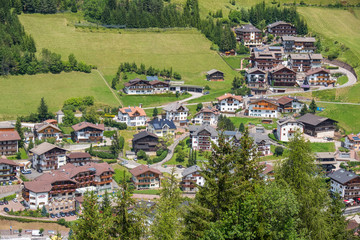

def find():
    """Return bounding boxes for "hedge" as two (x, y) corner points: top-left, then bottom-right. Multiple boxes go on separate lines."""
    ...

(152, 150), (168, 164)
(0, 194), (16, 201)
(104, 130), (116, 138)
(88, 150), (116, 159)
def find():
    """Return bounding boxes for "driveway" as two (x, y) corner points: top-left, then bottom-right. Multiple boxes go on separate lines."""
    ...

(143, 92), (203, 110)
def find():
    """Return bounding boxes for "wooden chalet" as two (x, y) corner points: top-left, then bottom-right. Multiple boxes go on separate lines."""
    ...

(206, 69), (224, 81)
(132, 131), (159, 153)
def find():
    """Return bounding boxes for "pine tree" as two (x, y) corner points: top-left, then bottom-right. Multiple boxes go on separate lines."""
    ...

(309, 99), (317, 114)
(153, 107), (158, 117)
(238, 122), (245, 132)
(37, 97), (51, 121)
(27, 140), (34, 152)
(101, 191), (112, 218)
(41, 205), (47, 217)
(300, 104), (308, 115)
(15, 118), (24, 148)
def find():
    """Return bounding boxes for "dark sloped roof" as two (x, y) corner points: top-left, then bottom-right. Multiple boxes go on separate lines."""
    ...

(148, 118), (176, 130)
(192, 125), (218, 137)
(30, 142), (66, 155)
(298, 113), (337, 126)
(0, 131), (21, 141)
(129, 164), (161, 177)
(182, 165), (202, 177)
(328, 169), (359, 185)
(67, 152), (91, 159)
(207, 69), (223, 75)
(133, 131), (158, 142)
(72, 122), (105, 132)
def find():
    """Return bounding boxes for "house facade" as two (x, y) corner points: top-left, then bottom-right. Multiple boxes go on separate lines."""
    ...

(34, 122), (62, 141)
(0, 131), (21, 156)
(206, 69), (224, 81)
(268, 64), (297, 87)
(235, 24), (262, 46)
(276, 117), (304, 142)
(245, 68), (268, 95)
(216, 93), (243, 113)
(30, 142), (67, 171)
(132, 131), (159, 153)
(289, 53), (323, 72)
(250, 133), (272, 156)
(192, 107), (220, 126)
(118, 106), (147, 127)
(71, 122), (104, 143)
(123, 78), (170, 94)
(344, 133), (360, 151)
(163, 102), (189, 122)
(315, 152), (336, 173)
(276, 96), (304, 113)
(129, 165), (162, 190)
(66, 152), (92, 166)
(306, 68), (334, 86)
(190, 125), (218, 151)
(266, 21), (296, 36)
(248, 98), (278, 118)
(282, 36), (316, 53)
(328, 169), (360, 199)
(181, 165), (204, 193)
(298, 113), (337, 138)
(0, 156), (18, 184)
(147, 118), (176, 137)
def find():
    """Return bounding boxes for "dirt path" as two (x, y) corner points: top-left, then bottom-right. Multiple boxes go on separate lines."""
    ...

(95, 69), (123, 107)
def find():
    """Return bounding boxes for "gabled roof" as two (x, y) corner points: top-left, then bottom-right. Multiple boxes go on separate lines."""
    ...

(56, 110), (64, 115)
(0, 156), (18, 166)
(34, 122), (61, 132)
(246, 68), (266, 75)
(235, 24), (261, 33)
(277, 96), (294, 105)
(282, 36), (316, 42)
(207, 69), (223, 75)
(0, 131), (21, 141)
(277, 117), (303, 126)
(290, 54), (310, 60)
(267, 21), (293, 28)
(328, 169), (359, 185)
(133, 131), (158, 142)
(30, 142), (66, 155)
(129, 164), (161, 177)
(124, 78), (149, 87)
(315, 152), (335, 159)
(216, 93), (243, 102)
(59, 162), (114, 178)
(249, 98), (279, 106)
(148, 118), (176, 130)
(194, 107), (220, 116)
(249, 133), (271, 145)
(118, 107), (147, 117)
(269, 64), (296, 74)
(72, 122), (105, 132)
(297, 113), (337, 126)
(67, 152), (91, 159)
(182, 165), (202, 177)
(347, 133), (360, 142)
(163, 102), (189, 112)
(309, 54), (323, 60)
(306, 68), (329, 76)
(192, 125), (218, 137)
(0, 121), (15, 129)
(149, 80), (169, 86)
(24, 181), (52, 193)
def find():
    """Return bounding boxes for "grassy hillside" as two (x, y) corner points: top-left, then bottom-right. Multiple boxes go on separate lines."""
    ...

(0, 72), (117, 120)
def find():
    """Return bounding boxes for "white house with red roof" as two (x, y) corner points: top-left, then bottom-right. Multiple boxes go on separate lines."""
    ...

(216, 93), (244, 113)
(305, 68), (334, 86)
(129, 165), (162, 190)
(345, 133), (360, 151)
(71, 122), (105, 143)
(118, 106), (147, 127)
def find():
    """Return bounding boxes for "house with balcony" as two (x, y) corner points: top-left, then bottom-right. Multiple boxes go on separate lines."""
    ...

(34, 122), (62, 142)
(132, 131), (159, 153)
(190, 125), (218, 151)
(0, 131), (21, 156)
(0, 121), (15, 132)
(163, 102), (189, 122)
(306, 68), (334, 86)
(206, 69), (224, 81)
(315, 152), (336, 173)
(22, 162), (114, 212)
(328, 169), (360, 199)
(30, 142), (67, 171)
(192, 107), (220, 126)
(248, 98), (279, 118)
(266, 21), (296, 36)
(147, 118), (176, 137)
(216, 93), (244, 113)
(66, 152), (92, 166)
(344, 133), (360, 151)
(235, 24), (262, 47)
(249, 133), (272, 156)
(181, 165), (204, 193)
(276, 117), (304, 142)
(288, 53), (323, 72)
(281, 36), (316, 53)
(245, 68), (268, 95)
(129, 165), (162, 190)
(0, 156), (18, 184)
(71, 122), (104, 143)
(276, 96), (304, 113)
(268, 64), (297, 87)
(123, 78), (170, 94)
(118, 106), (147, 127)
(298, 113), (337, 138)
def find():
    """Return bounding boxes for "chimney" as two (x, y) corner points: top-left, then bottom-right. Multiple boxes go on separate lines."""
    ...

(139, 103), (143, 108)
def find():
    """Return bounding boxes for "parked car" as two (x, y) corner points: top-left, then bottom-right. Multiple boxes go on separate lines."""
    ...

(204, 91), (210, 95)
(3, 207), (9, 212)
(70, 211), (75, 216)
(50, 213), (55, 218)
(12, 198), (18, 203)
(176, 165), (183, 169)
(60, 212), (66, 217)
(56, 213), (61, 218)
(65, 212), (70, 217)
(4, 200), (8, 205)
(37, 169), (43, 173)
(21, 169), (32, 174)
(0, 201), (4, 205)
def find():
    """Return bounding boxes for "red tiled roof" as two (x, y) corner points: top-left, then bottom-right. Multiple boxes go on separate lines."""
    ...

(277, 96), (293, 105)
(129, 164), (161, 177)
(119, 107), (147, 117)
(72, 122), (105, 132)
(0, 156), (18, 166)
(347, 134), (360, 142)
(67, 152), (91, 159)
(0, 131), (21, 141)
(305, 68), (330, 76)
(24, 181), (52, 193)
(216, 93), (243, 102)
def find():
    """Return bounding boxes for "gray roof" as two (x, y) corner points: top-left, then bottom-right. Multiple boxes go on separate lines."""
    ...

(277, 117), (303, 126)
(133, 131), (158, 142)
(290, 54), (310, 60)
(328, 169), (359, 185)
(297, 113), (337, 126)
(236, 24), (261, 33)
(246, 68), (266, 74)
(222, 131), (242, 141)
(206, 69), (223, 75)
(148, 118), (176, 130)
(309, 54), (323, 60)
(30, 142), (66, 155)
(315, 152), (335, 159)
(182, 165), (202, 177)
(56, 110), (64, 115)
(249, 133), (270, 145)
(0, 121), (15, 129)
(163, 102), (189, 112)
(267, 21), (292, 28)
(191, 125), (218, 137)
(281, 36), (316, 42)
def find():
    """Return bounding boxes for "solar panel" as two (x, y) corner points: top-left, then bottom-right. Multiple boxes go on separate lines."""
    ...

(353, 137), (360, 141)
(125, 109), (132, 112)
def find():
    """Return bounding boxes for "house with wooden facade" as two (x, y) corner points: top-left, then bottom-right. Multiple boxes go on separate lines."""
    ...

(192, 107), (220, 126)
(235, 24), (262, 47)
(190, 125), (218, 151)
(250, 45), (284, 70)
(123, 78), (170, 95)
(66, 152), (92, 166)
(305, 68), (334, 86)
(282, 36), (316, 53)
(147, 118), (176, 137)
(118, 106), (147, 127)
(163, 102), (189, 122)
(249, 133), (272, 156)
(248, 98), (279, 118)
(129, 165), (162, 190)
(216, 93), (244, 113)
(297, 113), (337, 138)
(276, 117), (304, 142)
(276, 96), (304, 113)
(315, 152), (336, 173)
(245, 68), (268, 95)
(0, 131), (21, 156)
(206, 69), (224, 81)
(268, 64), (297, 87)
(0, 122), (15, 132)
(344, 133), (360, 151)
(328, 169), (360, 199)
(30, 142), (67, 171)
(288, 53), (323, 72)
(71, 122), (104, 143)
(181, 165), (204, 193)
(0, 156), (18, 184)
(132, 131), (159, 153)
(34, 122), (62, 142)
(266, 21), (296, 36)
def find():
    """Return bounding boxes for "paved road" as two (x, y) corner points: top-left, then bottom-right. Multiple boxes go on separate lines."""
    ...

(143, 92), (203, 110)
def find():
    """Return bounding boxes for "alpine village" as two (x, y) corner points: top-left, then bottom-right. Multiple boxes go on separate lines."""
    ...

(0, 0), (360, 239)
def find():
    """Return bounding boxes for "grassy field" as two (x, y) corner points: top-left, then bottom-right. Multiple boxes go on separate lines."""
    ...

(133, 189), (161, 195)
(0, 72), (116, 120)
(230, 117), (277, 130)
(112, 164), (132, 183)
(337, 75), (348, 86)
(119, 93), (190, 108)
(119, 129), (138, 154)
(309, 142), (336, 152)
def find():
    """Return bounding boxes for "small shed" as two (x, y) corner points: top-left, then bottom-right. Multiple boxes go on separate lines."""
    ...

(206, 69), (224, 81)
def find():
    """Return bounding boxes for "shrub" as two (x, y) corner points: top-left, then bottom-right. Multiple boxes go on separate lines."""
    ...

(156, 149), (164, 156)
(87, 150), (116, 159)
(104, 130), (116, 138)
(274, 146), (284, 156)
(104, 159), (117, 164)
(152, 150), (168, 164)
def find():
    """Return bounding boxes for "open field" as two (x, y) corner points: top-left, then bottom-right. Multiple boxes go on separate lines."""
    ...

(0, 72), (116, 120)
(309, 142), (336, 153)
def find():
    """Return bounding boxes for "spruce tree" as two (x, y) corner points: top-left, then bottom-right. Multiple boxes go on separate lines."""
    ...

(37, 97), (51, 121)
(309, 99), (317, 114)
(238, 122), (245, 132)
(153, 107), (158, 117)
(15, 118), (24, 148)
(300, 104), (308, 115)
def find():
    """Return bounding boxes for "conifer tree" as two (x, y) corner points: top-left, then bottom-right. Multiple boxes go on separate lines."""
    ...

(300, 104), (308, 115)
(15, 118), (24, 148)
(37, 97), (51, 121)
(309, 99), (317, 114)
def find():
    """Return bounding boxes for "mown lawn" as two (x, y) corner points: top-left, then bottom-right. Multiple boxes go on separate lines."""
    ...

(112, 164), (132, 183)
(119, 129), (138, 155)
(133, 189), (161, 195)
(119, 93), (191, 108)
(309, 142), (336, 153)
(222, 55), (249, 69)
(230, 117), (277, 130)
(337, 75), (348, 86)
